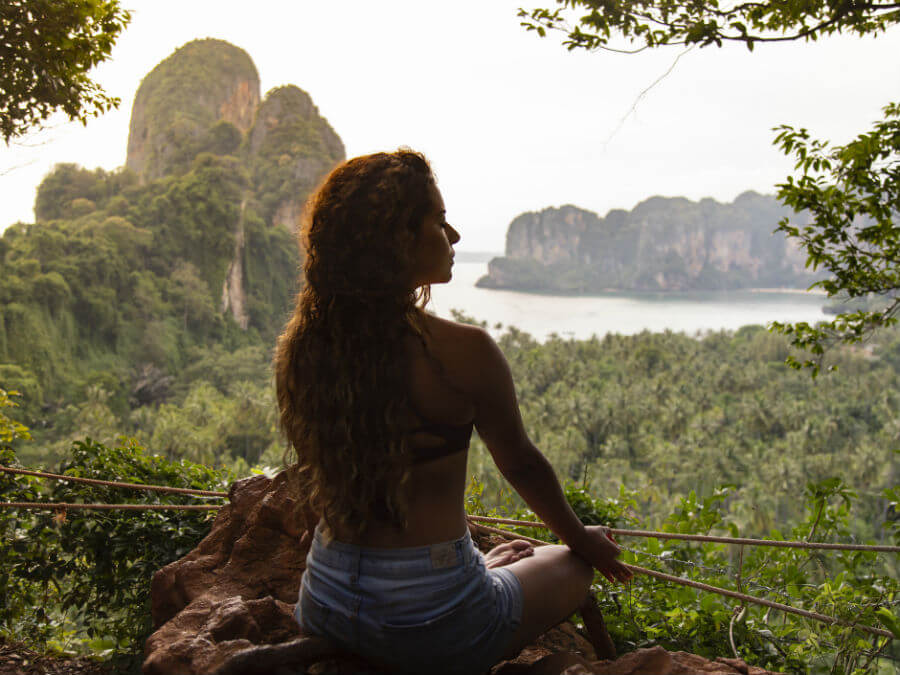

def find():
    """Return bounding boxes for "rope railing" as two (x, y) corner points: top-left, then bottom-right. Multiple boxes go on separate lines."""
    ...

(3, 464), (896, 641)
(4, 467), (893, 553)
(630, 562), (894, 640)
(466, 515), (900, 553)
(0, 501), (220, 511)
(467, 521), (896, 640)
(0, 465), (228, 497)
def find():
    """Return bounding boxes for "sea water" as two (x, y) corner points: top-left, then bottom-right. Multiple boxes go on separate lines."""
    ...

(428, 261), (827, 342)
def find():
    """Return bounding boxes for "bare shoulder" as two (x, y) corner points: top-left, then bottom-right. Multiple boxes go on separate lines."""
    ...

(421, 312), (485, 341)
(422, 312), (493, 351)
(421, 312), (503, 381)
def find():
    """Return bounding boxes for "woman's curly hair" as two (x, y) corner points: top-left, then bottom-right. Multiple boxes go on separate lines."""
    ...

(274, 149), (436, 538)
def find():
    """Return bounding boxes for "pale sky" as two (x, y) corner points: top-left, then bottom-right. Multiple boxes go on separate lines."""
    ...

(2, 1), (898, 252)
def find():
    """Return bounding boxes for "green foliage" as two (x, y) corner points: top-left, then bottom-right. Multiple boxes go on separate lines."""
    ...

(149, 379), (275, 466)
(1, 40), (346, 464)
(0, 388), (31, 443)
(241, 207), (302, 330)
(466, 474), (899, 672)
(136, 153), (247, 291)
(0, 0), (131, 142)
(603, 477), (899, 672)
(0, 433), (229, 662)
(770, 103), (900, 375)
(518, 0), (900, 52)
(34, 164), (137, 222)
(466, 325), (899, 566)
(0, 151), (292, 426)
(165, 120), (244, 176)
(134, 39), (258, 130)
(462, 322), (900, 671)
(3, 314), (899, 671)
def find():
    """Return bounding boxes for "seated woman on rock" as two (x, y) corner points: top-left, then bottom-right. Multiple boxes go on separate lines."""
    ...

(274, 149), (632, 674)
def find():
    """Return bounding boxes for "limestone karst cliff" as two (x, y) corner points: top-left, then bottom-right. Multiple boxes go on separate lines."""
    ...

(121, 39), (346, 328)
(478, 192), (818, 293)
(247, 85), (345, 232)
(127, 39), (261, 183)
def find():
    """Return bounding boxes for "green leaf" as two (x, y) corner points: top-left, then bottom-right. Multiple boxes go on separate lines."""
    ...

(875, 608), (900, 638)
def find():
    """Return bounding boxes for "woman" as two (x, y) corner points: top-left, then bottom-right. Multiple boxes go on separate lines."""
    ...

(274, 149), (631, 674)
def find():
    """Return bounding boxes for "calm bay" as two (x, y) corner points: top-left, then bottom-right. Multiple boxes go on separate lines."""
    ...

(428, 260), (827, 341)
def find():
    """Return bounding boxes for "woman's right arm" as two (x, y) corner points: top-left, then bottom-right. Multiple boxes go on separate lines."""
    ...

(463, 327), (631, 583)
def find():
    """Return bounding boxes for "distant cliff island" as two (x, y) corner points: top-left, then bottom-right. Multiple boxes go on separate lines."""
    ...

(477, 193), (822, 293)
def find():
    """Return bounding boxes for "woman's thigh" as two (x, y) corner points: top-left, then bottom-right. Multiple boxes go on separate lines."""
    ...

(502, 544), (594, 657)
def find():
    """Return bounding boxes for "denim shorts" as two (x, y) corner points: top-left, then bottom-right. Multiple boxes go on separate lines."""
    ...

(294, 525), (524, 675)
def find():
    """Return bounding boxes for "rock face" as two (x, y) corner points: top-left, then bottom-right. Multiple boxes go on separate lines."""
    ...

(478, 193), (817, 293)
(221, 199), (250, 329)
(247, 85), (345, 232)
(143, 473), (782, 675)
(493, 646), (780, 675)
(143, 472), (306, 675)
(127, 39), (261, 182)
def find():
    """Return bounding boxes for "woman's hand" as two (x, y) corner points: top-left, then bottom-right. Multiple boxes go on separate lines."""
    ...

(577, 525), (633, 584)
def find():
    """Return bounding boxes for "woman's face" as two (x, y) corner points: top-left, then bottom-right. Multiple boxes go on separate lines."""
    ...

(410, 182), (460, 288)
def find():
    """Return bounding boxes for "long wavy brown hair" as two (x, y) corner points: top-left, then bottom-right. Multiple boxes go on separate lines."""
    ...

(274, 149), (436, 538)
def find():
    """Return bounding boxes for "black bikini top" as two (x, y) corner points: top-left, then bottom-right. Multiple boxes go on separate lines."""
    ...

(404, 347), (474, 463)
(408, 403), (474, 464)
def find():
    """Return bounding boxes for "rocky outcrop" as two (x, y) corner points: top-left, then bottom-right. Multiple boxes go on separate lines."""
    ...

(478, 193), (818, 293)
(143, 472), (306, 675)
(143, 473), (782, 675)
(221, 199), (249, 329)
(494, 646), (779, 675)
(271, 199), (304, 235)
(127, 39), (261, 182)
(505, 205), (598, 265)
(247, 85), (345, 231)
(130, 363), (174, 407)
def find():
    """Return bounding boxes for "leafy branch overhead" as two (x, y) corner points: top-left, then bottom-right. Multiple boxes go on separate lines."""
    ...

(770, 103), (900, 373)
(518, 0), (900, 52)
(0, 0), (131, 142)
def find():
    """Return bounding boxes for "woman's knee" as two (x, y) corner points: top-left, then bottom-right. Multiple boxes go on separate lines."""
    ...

(547, 543), (592, 573)
(520, 545), (593, 599)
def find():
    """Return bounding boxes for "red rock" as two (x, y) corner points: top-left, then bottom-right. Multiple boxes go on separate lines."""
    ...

(144, 473), (307, 675)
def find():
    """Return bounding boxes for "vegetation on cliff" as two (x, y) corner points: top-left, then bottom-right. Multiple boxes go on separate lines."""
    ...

(249, 85), (345, 226)
(126, 39), (260, 181)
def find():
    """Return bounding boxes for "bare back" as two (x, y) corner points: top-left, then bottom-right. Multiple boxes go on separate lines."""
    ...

(330, 312), (489, 546)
